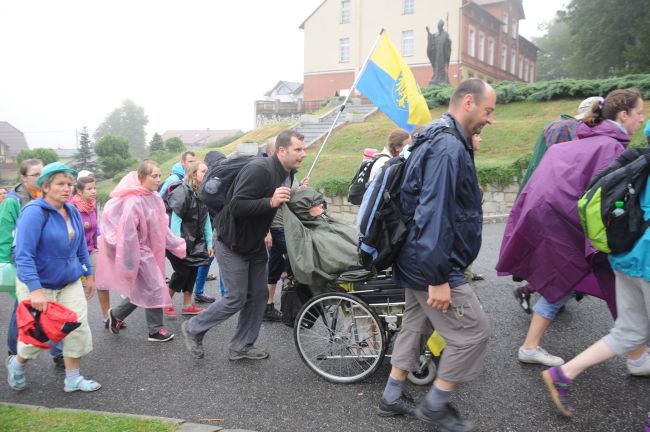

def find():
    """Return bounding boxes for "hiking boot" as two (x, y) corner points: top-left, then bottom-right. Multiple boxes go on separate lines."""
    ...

(194, 293), (216, 303)
(6, 355), (26, 391)
(164, 306), (177, 318)
(229, 346), (270, 361)
(148, 329), (174, 342)
(263, 303), (282, 322)
(107, 309), (124, 335)
(181, 321), (204, 359)
(542, 367), (575, 416)
(52, 355), (65, 369)
(518, 346), (564, 367)
(377, 391), (416, 417)
(181, 304), (204, 315)
(414, 403), (476, 432)
(64, 376), (101, 393)
(513, 287), (532, 314)
(627, 349), (650, 376)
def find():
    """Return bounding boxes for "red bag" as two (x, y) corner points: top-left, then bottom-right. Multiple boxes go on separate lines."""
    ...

(16, 300), (80, 349)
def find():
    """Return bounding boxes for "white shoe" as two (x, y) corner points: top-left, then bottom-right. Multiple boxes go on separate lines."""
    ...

(627, 350), (650, 376)
(518, 346), (564, 366)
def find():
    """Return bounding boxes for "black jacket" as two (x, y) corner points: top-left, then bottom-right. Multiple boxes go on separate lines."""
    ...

(216, 155), (293, 254)
(167, 183), (211, 266)
(394, 113), (483, 291)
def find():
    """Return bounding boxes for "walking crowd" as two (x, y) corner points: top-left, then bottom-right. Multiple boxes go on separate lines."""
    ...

(1, 78), (648, 431)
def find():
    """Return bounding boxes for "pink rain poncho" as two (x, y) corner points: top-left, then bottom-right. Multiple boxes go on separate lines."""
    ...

(95, 172), (186, 308)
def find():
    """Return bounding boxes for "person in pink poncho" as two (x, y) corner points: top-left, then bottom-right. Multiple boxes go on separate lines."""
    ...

(96, 160), (186, 342)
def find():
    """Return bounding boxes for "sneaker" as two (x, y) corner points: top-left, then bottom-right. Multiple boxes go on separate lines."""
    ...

(518, 346), (564, 367)
(542, 367), (575, 416)
(181, 321), (204, 359)
(627, 350), (650, 376)
(513, 287), (532, 314)
(229, 346), (270, 361)
(378, 392), (416, 417)
(107, 309), (124, 335)
(263, 303), (282, 322)
(6, 355), (26, 391)
(414, 403), (476, 432)
(206, 273), (217, 281)
(181, 304), (204, 315)
(194, 293), (216, 303)
(164, 306), (176, 318)
(104, 319), (126, 330)
(644, 415), (650, 432)
(148, 329), (174, 342)
(64, 375), (101, 393)
(52, 355), (65, 369)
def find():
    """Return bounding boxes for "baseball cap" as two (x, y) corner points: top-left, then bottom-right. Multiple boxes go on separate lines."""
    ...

(575, 96), (604, 120)
(77, 170), (94, 179)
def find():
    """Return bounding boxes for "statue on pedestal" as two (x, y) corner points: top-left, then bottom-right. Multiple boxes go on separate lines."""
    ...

(426, 19), (452, 85)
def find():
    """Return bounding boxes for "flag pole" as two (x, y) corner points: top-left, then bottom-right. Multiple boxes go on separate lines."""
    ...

(305, 29), (385, 179)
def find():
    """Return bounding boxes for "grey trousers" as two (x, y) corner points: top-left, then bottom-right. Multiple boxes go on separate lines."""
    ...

(112, 297), (163, 335)
(602, 270), (650, 356)
(186, 241), (268, 352)
(391, 284), (491, 383)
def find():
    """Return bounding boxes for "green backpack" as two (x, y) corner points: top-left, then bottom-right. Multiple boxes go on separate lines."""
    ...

(578, 147), (650, 254)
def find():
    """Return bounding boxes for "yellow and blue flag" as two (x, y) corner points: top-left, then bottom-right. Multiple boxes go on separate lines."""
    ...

(356, 32), (431, 133)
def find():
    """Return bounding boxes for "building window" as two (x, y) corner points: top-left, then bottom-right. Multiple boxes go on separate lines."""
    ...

(341, 0), (350, 23)
(339, 38), (350, 63)
(468, 28), (476, 57)
(503, 13), (509, 33)
(524, 61), (529, 82)
(510, 49), (516, 74)
(478, 34), (485, 61)
(501, 46), (507, 70)
(512, 20), (518, 38)
(401, 30), (414, 57)
(487, 39), (495, 66)
(403, 0), (414, 14)
(529, 64), (535, 82)
(519, 58), (524, 79)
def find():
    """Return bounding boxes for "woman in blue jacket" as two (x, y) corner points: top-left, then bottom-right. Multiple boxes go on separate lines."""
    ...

(6, 162), (100, 393)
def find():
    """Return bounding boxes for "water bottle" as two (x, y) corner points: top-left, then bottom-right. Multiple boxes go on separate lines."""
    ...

(611, 200), (625, 217)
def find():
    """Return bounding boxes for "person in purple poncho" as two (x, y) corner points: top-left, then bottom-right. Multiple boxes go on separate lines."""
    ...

(496, 88), (647, 371)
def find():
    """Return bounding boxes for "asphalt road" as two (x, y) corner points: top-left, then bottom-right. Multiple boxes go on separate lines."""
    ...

(0, 223), (647, 431)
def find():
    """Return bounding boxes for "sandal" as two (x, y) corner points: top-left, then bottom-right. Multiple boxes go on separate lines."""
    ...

(64, 375), (102, 393)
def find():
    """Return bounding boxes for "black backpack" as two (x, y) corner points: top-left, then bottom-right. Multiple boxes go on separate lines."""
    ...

(348, 153), (391, 205)
(357, 127), (461, 272)
(162, 180), (185, 220)
(579, 146), (650, 254)
(199, 155), (257, 213)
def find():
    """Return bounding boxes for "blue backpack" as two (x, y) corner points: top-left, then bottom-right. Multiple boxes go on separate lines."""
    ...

(357, 126), (461, 271)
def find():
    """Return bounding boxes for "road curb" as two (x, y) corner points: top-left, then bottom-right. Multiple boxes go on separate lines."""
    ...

(0, 402), (258, 432)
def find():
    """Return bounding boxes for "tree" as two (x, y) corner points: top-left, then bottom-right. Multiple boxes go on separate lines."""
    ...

(149, 132), (165, 154)
(94, 135), (135, 179)
(564, 0), (650, 78)
(71, 126), (97, 173)
(165, 137), (185, 153)
(532, 13), (573, 81)
(16, 148), (58, 165)
(94, 99), (149, 158)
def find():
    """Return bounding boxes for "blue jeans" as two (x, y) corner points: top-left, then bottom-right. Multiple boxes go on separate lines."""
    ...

(532, 292), (572, 320)
(194, 257), (226, 296)
(7, 299), (63, 357)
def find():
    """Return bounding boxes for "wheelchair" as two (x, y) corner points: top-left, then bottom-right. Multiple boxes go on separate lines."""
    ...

(292, 268), (440, 384)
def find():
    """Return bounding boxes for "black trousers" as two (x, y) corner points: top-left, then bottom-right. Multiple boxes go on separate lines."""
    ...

(167, 252), (199, 293)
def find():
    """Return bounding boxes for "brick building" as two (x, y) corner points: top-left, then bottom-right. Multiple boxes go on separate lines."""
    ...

(300, 0), (538, 102)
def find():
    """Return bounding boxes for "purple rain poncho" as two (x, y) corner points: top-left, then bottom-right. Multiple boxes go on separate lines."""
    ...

(496, 120), (631, 317)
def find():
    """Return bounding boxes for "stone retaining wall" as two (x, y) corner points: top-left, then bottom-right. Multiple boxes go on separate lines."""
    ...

(322, 181), (520, 225)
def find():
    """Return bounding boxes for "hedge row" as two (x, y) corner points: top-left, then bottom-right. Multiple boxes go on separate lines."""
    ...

(422, 74), (650, 106)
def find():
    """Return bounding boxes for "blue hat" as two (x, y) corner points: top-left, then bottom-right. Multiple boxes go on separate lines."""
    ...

(37, 162), (77, 187)
(644, 120), (650, 138)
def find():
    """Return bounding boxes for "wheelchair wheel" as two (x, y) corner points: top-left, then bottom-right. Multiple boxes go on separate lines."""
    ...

(294, 292), (386, 384)
(407, 354), (437, 385)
